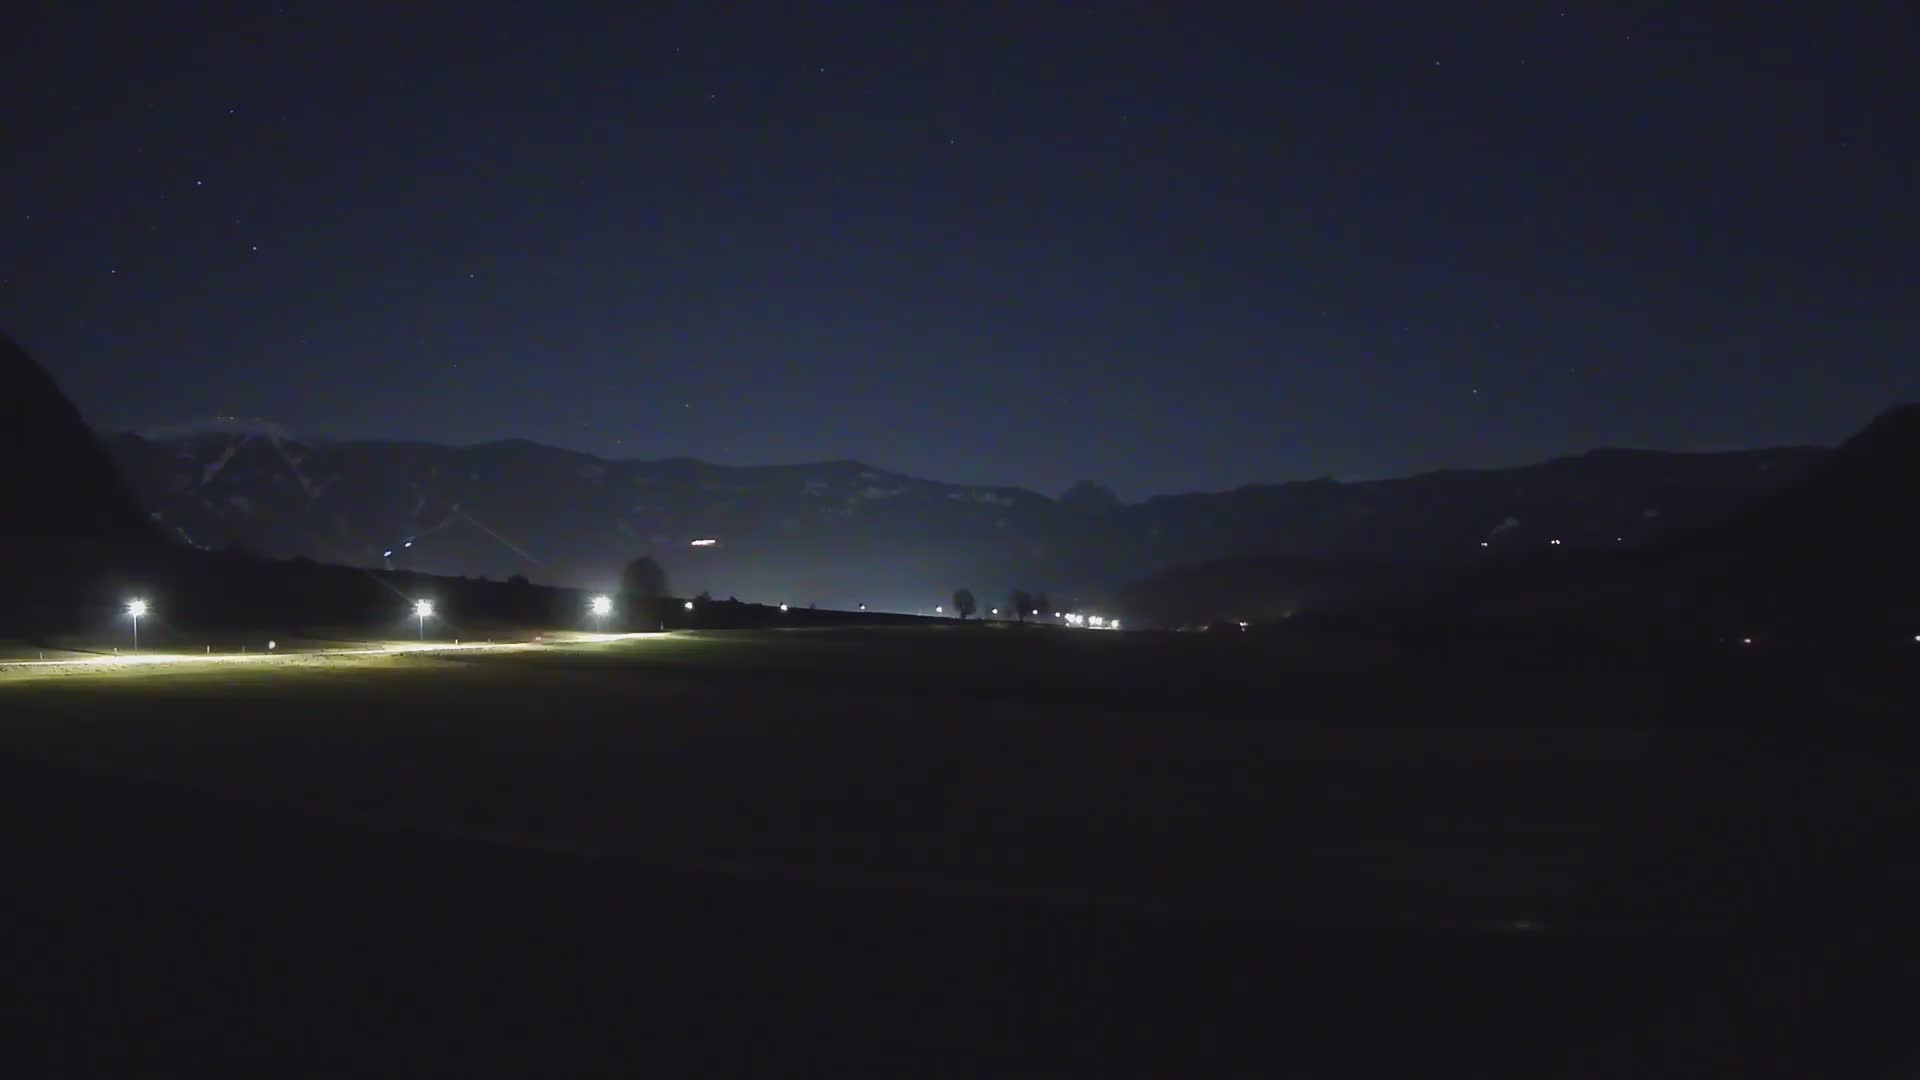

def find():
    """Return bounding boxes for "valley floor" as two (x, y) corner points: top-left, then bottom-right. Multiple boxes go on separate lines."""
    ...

(3, 627), (1915, 1074)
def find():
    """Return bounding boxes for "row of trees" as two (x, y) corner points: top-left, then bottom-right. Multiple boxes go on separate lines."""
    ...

(618, 553), (1061, 627)
(950, 588), (1050, 623)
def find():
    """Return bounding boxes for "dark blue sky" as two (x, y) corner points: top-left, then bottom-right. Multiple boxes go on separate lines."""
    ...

(6, 3), (1916, 498)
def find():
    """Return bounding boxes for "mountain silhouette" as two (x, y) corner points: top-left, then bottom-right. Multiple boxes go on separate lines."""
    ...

(0, 332), (164, 631)
(101, 428), (1822, 608)
(0, 332), (156, 547)
(1688, 403), (1920, 640)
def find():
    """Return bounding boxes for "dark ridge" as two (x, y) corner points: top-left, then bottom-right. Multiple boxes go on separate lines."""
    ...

(0, 331), (159, 548)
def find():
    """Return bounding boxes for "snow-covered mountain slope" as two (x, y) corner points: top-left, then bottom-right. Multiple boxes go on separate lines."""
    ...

(99, 429), (1826, 609)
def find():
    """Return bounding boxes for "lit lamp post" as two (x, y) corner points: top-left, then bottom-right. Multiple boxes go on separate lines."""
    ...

(126, 599), (148, 651)
(414, 599), (434, 640)
(589, 594), (612, 631)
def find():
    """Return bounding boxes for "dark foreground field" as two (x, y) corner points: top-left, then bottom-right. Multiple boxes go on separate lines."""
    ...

(3, 627), (1918, 1075)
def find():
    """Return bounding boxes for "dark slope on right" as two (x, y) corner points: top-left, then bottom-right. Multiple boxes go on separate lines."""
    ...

(1684, 403), (1920, 639)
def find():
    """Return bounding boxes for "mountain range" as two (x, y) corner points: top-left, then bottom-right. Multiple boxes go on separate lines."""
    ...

(100, 420), (1824, 611)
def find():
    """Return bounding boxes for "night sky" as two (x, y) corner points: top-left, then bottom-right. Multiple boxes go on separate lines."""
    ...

(6, 4), (1916, 499)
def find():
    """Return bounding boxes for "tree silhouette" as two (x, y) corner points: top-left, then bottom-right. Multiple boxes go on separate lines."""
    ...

(1009, 589), (1034, 624)
(620, 555), (669, 626)
(952, 588), (977, 621)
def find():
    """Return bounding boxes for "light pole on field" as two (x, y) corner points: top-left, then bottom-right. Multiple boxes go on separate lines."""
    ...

(414, 599), (434, 640)
(126, 599), (147, 651)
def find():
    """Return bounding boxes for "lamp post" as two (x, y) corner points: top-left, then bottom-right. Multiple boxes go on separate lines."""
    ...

(590, 594), (612, 631)
(127, 599), (147, 651)
(414, 599), (434, 640)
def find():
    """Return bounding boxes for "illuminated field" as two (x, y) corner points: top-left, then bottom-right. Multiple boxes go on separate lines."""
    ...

(0, 633), (650, 681)
(0, 627), (1669, 922)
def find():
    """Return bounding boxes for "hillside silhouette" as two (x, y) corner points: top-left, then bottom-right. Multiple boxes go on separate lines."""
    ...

(1117, 405), (1920, 649)
(0, 332), (156, 548)
(0, 332), (165, 631)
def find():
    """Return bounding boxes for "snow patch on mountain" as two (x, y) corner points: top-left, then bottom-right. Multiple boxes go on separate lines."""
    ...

(853, 481), (914, 501)
(200, 440), (245, 486)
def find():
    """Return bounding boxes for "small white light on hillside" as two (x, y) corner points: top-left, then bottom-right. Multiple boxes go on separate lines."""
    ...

(935, 605), (943, 613)
(779, 603), (789, 612)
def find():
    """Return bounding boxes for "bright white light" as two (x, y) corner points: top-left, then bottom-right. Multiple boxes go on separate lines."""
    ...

(589, 595), (613, 616)
(126, 599), (148, 618)
(689, 538), (717, 547)
(414, 600), (434, 618)
(1053, 612), (1061, 618)
(1480, 541), (1489, 548)
(1741, 637), (1753, 645)
(779, 603), (789, 612)
(684, 600), (695, 611)
(404, 541), (413, 548)
(858, 603), (866, 610)
(990, 608), (999, 616)
(1089, 615), (1106, 628)
(1550, 539), (1562, 546)
(383, 550), (393, 558)
(1110, 620), (1120, 630)
(1238, 621), (1249, 629)
(1031, 609), (1039, 616)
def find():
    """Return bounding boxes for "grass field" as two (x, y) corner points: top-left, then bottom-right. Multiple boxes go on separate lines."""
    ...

(5, 625), (1917, 1073)
(0, 624), (1816, 922)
